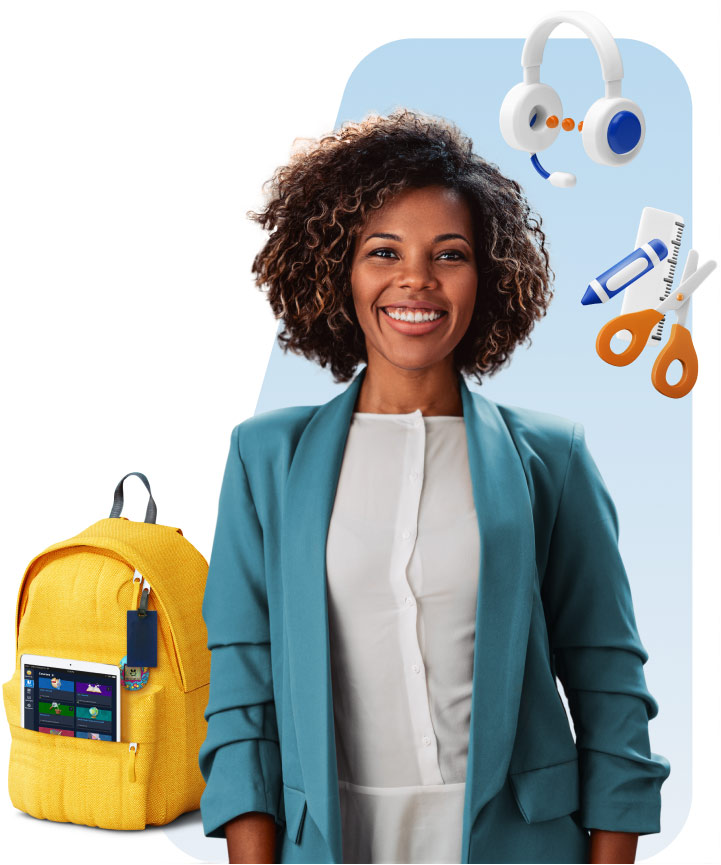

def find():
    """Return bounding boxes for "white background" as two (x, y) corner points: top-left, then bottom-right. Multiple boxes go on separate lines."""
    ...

(0, 1), (718, 862)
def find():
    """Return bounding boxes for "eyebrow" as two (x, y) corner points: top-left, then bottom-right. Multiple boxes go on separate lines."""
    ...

(364, 232), (472, 245)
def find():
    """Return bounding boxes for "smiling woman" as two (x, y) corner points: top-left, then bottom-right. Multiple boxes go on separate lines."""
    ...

(349, 184), (479, 406)
(198, 109), (669, 865)
(248, 109), (553, 392)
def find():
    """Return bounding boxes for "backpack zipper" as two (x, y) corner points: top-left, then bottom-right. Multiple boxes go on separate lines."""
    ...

(132, 569), (151, 607)
(129, 567), (186, 690)
(127, 742), (138, 782)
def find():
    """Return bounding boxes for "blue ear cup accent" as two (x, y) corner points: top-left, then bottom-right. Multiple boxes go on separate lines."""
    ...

(607, 110), (642, 154)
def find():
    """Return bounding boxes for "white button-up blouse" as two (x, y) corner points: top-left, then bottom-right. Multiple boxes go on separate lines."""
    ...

(325, 408), (481, 864)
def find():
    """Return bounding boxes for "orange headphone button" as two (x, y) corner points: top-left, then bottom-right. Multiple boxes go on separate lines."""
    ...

(546, 115), (559, 128)
(562, 117), (575, 131)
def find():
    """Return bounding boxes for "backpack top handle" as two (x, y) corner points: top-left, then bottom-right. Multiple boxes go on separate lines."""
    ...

(109, 472), (158, 524)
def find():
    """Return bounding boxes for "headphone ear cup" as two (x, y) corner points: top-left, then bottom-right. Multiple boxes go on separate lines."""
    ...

(499, 82), (563, 153)
(581, 97), (645, 166)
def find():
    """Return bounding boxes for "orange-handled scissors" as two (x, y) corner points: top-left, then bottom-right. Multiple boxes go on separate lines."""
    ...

(596, 251), (717, 399)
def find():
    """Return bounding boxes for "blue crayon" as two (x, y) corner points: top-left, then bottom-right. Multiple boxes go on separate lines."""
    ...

(582, 238), (669, 305)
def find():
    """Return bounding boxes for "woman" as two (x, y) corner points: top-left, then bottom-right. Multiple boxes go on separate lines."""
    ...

(198, 110), (670, 864)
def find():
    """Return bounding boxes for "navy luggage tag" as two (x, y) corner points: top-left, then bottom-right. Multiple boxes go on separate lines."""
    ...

(127, 578), (157, 668)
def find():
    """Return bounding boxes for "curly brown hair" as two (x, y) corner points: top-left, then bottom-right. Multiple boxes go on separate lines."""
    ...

(249, 108), (553, 385)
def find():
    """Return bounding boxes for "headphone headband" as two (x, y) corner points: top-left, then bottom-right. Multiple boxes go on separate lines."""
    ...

(521, 11), (624, 94)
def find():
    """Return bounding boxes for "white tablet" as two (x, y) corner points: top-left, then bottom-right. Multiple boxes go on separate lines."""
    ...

(20, 655), (122, 742)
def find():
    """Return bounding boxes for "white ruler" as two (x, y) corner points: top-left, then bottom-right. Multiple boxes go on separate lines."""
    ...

(618, 207), (685, 344)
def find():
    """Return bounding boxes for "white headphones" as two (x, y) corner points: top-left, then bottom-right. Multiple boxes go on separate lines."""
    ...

(499, 11), (645, 187)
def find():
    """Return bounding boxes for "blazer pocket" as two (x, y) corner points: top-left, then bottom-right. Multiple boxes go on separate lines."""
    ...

(282, 782), (308, 845)
(509, 757), (580, 823)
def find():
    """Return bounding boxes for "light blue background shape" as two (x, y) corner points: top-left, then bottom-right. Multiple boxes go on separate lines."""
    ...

(253, 38), (691, 859)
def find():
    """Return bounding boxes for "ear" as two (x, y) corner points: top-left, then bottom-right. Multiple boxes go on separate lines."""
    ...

(499, 82), (563, 153)
(581, 96), (645, 166)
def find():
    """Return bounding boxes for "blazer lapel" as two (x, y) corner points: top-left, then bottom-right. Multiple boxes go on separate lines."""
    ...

(281, 365), (537, 864)
(457, 373), (537, 863)
(281, 367), (366, 862)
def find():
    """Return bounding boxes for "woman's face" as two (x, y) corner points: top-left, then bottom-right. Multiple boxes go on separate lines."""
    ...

(350, 184), (477, 374)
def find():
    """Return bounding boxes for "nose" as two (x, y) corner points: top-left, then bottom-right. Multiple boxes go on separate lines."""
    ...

(398, 253), (438, 290)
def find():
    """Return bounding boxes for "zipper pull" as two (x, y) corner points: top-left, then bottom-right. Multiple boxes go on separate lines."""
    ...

(131, 570), (142, 609)
(128, 742), (138, 782)
(131, 570), (152, 612)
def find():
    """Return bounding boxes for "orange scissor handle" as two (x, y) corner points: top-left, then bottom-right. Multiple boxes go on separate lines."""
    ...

(596, 308), (664, 367)
(651, 323), (698, 399)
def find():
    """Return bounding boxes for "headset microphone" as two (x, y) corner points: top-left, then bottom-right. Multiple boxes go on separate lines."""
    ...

(530, 154), (576, 188)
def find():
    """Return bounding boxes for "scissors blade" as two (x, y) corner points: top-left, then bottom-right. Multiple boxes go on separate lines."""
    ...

(655, 257), (717, 317)
(674, 250), (698, 328)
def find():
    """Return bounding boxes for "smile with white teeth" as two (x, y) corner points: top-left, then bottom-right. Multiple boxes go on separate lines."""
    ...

(382, 307), (446, 322)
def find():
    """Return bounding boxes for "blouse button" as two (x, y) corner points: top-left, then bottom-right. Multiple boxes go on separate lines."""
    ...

(401, 530), (411, 540)
(412, 664), (420, 673)
(422, 736), (431, 746)
(404, 596), (414, 606)
(409, 470), (421, 481)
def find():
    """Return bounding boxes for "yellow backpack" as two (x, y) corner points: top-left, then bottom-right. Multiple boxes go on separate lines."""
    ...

(2, 472), (210, 830)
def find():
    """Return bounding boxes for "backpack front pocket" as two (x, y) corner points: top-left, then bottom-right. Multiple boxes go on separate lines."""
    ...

(3, 670), (165, 830)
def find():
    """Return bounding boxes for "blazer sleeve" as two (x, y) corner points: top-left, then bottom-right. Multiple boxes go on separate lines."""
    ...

(198, 423), (283, 839)
(542, 422), (670, 835)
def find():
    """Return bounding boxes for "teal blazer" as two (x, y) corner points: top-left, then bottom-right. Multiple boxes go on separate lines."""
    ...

(198, 365), (670, 864)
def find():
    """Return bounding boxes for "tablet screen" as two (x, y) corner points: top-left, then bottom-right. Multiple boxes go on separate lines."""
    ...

(23, 662), (118, 741)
